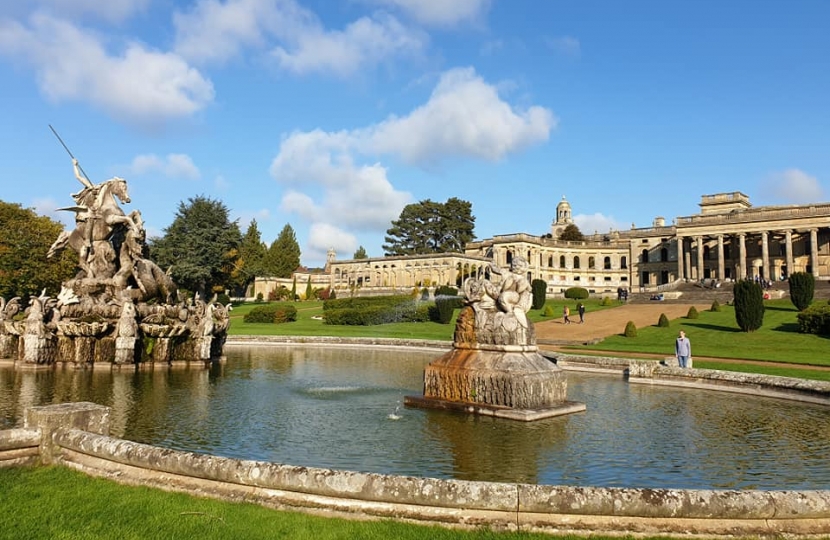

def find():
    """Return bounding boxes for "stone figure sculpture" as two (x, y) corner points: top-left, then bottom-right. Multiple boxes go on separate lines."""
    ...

(0, 156), (229, 366)
(407, 256), (584, 421)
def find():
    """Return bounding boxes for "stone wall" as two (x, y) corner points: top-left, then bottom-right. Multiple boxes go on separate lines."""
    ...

(2, 401), (830, 537)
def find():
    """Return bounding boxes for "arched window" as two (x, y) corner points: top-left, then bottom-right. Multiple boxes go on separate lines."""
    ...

(506, 251), (513, 265)
(574, 256), (581, 269)
(621, 256), (628, 269)
(660, 248), (669, 262)
(560, 255), (566, 268)
(548, 256), (554, 267)
(641, 249), (649, 263)
(604, 256), (612, 270)
(588, 256), (595, 269)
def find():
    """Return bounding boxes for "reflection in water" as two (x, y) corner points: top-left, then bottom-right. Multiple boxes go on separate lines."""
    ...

(1, 345), (829, 490)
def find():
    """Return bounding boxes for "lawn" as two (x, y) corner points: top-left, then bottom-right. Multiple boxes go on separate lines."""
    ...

(0, 466), (637, 540)
(569, 299), (830, 367)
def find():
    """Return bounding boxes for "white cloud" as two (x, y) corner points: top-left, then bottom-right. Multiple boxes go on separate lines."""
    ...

(574, 213), (626, 235)
(174, 0), (426, 76)
(129, 153), (201, 180)
(272, 12), (425, 77)
(0, 13), (214, 128)
(270, 66), (554, 259)
(546, 35), (581, 58)
(366, 67), (555, 164)
(306, 222), (358, 264)
(761, 169), (825, 204)
(363, 0), (491, 26)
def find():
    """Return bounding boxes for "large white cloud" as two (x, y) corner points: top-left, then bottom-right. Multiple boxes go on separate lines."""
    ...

(174, 0), (425, 75)
(0, 13), (214, 127)
(761, 169), (825, 204)
(574, 213), (627, 236)
(365, 67), (555, 164)
(270, 66), (554, 259)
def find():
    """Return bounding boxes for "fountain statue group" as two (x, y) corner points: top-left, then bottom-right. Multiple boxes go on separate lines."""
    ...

(0, 158), (229, 366)
(407, 256), (585, 421)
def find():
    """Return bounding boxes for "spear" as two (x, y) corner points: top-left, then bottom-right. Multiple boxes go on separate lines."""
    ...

(49, 124), (92, 184)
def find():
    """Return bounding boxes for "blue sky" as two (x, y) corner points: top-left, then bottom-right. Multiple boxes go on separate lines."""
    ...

(1, 0), (828, 268)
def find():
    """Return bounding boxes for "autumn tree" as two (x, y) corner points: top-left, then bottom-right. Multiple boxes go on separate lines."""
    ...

(264, 224), (301, 278)
(382, 197), (475, 256)
(150, 196), (241, 299)
(0, 201), (77, 299)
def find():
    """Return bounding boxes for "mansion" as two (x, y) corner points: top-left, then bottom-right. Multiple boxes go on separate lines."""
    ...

(255, 192), (830, 299)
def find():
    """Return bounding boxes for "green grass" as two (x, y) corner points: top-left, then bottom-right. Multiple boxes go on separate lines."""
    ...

(0, 466), (647, 540)
(569, 299), (830, 365)
(228, 298), (617, 340)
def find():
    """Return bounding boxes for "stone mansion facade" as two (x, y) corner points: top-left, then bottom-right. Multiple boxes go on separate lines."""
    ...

(255, 192), (830, 299)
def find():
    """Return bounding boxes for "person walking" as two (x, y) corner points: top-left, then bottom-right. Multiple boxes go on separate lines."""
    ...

(563, 305), (571, 324)
(675, 330), (691, 368)
(577, 302), (585, 324)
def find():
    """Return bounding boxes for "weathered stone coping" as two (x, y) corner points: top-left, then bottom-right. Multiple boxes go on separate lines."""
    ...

(550, 352), (830, 406)
(0, 428), (40, 467)
(226, 335), (451, 351)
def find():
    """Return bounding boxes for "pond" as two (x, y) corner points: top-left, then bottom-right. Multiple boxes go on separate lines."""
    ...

(2, 344), (829, 490)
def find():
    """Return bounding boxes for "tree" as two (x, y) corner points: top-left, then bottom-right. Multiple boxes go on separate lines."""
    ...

(734, 279), (765, 332)
(264, 224), (301, 278)
(382, 198), (475, 256)
(305, 275), (313, 301)
(0, 201), (77, 299)
(353, 246), (368, 259)
(236, 219), (268, 296)
(150, 196), (241, 299)
(788, 272), (815, 311)
(558, 224), (585, 242)
(531, 279), (547, 310)
(291, 276), (297, 301)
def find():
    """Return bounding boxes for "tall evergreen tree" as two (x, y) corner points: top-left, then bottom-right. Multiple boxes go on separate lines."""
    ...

(353, 246), (368, 259)
(150, 196), (241, 299)
(383, 198), (475, 256)
(733, 279), (765, 332)
(788, 271), (815, 311)
(305, 275), (313, 300)
(0, 201), (77, 298)
(264, 224), (301, 278)
(558, 224), (585, 242)
(237, 219), (268, 295)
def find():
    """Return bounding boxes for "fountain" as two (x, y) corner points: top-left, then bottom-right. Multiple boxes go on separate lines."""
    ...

(0, 157), (229, 367)
(405, 256), (585, 420)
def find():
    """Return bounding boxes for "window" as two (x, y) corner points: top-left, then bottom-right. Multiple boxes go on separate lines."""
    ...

(604, 256), (612, 270)
(548, 256), (554, 267)
(641, 249), (649, 263)
(588, 256), (595, 269)
(574, 256), (581, 269)
(560, 255), (566, 268)
(621, 256), (628, 269)
(660, 248), (669, 262)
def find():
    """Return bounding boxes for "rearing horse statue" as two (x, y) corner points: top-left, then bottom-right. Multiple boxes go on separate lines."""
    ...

(48, 164), (136, 280)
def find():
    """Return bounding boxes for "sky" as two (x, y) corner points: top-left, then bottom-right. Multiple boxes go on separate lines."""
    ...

(1, 0), (828, 268)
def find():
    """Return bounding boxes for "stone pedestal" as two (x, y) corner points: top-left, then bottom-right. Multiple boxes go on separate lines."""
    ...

(23, 402), (111, 464)
(407, 345), (585, 421)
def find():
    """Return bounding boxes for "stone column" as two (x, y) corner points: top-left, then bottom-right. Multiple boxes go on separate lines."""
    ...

(761, 231), (770, 281)
(811, 228), (819, 277)
(677, 236), (685, 280)
(785, 229), (794, 277)
(695, 236), (704, 281)
(717, 235), (725, 281)
(738, 233), (747, 280)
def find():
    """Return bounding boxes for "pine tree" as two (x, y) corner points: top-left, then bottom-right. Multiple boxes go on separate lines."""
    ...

(265, 224), (301, 278)
(237, 219), (268, 295)
(353, 246), (368, 259)
(383, 198), (475, 255)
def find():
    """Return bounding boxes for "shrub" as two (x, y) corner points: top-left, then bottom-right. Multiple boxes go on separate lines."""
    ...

(216, 292), (231, 306)
(624, 320), (637, 337)
(789, 271), (815, 311)
(434, 285), (458, 298)
(543, 305), (555, 317)
(686, 306), (699, 319)
(420, 288), (430, 301)
(433, 296), (463, 324)
(657, 313), (670, 327)
(243, 303), (297, 324)
(255, 292), (263, 303)
(796, 303), (830, 335)
(531, 279), (547, 309)
(710, 300), (721, 312)
(600, 296), (613, 306)
(564, 287), (589, 300)
(733, 279), (765, 332)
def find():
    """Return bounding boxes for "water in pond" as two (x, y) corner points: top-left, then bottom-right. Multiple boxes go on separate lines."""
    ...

(2, 344), (829, 490)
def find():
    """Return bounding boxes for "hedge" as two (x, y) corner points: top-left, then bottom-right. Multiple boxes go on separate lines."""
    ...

(564, 287), (589, 300)
(243, 304), (298, 324)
